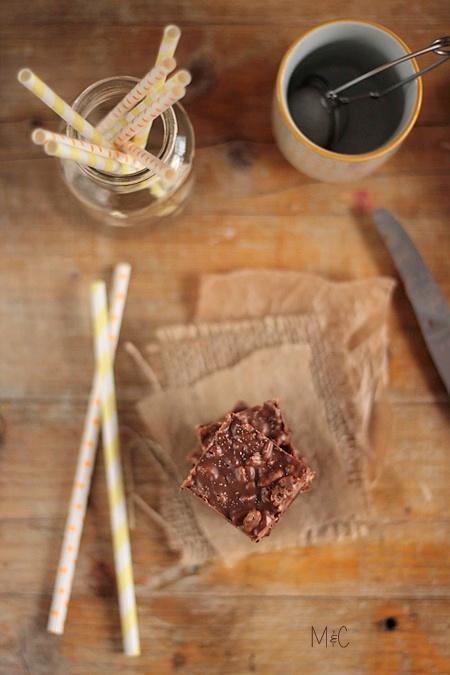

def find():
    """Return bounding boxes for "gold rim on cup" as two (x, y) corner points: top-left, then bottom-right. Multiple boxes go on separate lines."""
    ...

(275, 19), (423, 162)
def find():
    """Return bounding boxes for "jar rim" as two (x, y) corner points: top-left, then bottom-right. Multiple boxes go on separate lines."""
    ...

(65, 75), (178, 187)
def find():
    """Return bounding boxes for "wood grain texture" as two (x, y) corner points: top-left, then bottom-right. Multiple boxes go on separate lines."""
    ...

(1, 1), (448, 26)
(0, 1), (449, 673)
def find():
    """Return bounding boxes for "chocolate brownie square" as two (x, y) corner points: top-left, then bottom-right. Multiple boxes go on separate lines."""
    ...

(190, 400), (296, 464)
(182, 413), (314, 542)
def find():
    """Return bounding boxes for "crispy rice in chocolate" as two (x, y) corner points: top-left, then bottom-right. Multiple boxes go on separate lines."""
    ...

(190, 399), (296, 464)
(182, 413), (314, 542)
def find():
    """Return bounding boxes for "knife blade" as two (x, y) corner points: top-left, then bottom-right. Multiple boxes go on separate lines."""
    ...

(373, 208), (450, 397)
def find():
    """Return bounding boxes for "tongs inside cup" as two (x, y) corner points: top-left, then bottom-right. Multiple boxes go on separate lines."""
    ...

(327, 36), (450, 105)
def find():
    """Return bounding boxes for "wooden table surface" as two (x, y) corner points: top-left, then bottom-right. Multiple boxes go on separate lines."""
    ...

(1, 2), (449, 673)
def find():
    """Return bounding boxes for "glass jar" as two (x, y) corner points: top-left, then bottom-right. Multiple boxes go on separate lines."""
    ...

(60, 76), (195, 227)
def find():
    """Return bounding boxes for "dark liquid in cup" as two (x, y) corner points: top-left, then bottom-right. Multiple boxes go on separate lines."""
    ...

(287, 39), (405, 154)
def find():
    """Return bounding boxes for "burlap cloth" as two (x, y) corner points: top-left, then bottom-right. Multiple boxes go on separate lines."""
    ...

(134, 270), (394, 568)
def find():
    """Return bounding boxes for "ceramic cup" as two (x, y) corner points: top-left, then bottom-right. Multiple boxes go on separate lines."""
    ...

(272, 20), (422, 182)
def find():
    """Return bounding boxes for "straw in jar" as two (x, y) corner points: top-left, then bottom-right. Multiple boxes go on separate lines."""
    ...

(104, 70), (191, 143)
(134, 25), (182, 147)
(18, 69), (112, 147)
(32, 128), (144, 171)
(112, 83), (186, 147)
(44, 140), (130, 175)
(97, 56), (176, 134)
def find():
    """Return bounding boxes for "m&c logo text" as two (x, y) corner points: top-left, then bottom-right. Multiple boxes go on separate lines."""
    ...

(311, 625), (349, 648)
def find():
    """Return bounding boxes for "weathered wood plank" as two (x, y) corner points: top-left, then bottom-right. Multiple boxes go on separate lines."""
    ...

(2, 25), (448, 129)
(2, 514), (449, 600)
(1, 0), (448, 26)
(1, 152), (448, 401)
(1, 594), (449, 674)
(2, 123), (449, 177)
(0, 401), (448, 600)
(0, 256), (447, 403)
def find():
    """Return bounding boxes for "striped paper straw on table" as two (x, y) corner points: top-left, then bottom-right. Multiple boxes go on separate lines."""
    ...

(91, 280), (140, 657)
(48, 263), (131, 636)
(112, 84), (186, 147)
(44, 140), (130, 174)
(18, 69), (111, 147)
(97, 56), (176, 135)
(32, 129), (144, 171)
(134, 26), (181, 148)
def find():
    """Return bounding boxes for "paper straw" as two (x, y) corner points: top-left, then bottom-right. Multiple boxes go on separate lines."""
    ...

(120, 141), (175, 179)
(112, 84), (186, 147)
(17, 69), (111, 147)
(91, 280), (140, 657)
(97, 56), (176, 134)
(156, 25), (181, 63)
(47, 264), (131, 636)
(32, 129), (144, 171)
(134, 25), (181, 148)
(127, 70), (191, 123)
(45, 140), (131, 174)
(105, 70), (191, 143)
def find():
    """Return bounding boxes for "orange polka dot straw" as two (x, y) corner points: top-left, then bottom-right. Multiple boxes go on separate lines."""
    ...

(133, 25), (182, 148)
(96, 56), (176, 134)
(112, 83), (186, 147)
(47, 263), (131, 637)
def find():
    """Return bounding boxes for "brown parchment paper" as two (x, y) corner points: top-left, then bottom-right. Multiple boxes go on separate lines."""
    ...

(196, 270), (395, 433)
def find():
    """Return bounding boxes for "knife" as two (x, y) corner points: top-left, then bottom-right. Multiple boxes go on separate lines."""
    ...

(373, 208), (450, 397)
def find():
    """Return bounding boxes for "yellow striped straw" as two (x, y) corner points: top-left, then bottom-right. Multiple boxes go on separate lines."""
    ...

(47, 264), (131, 636)
(134, 25), (181, 148)
(157, 25), (181, 62)
(17, 69), (111, 147)
(91, 281), (140, 657)
(112, 84), (186, 147)
(45, 140), (130, 175)
(97, 56), (176, 135)
(32, 129), (144, 171)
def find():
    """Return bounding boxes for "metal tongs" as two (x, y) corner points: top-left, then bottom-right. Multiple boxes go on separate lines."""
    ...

(327, 35), (450, 105)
